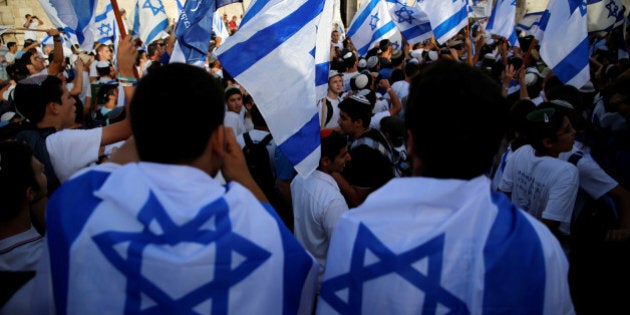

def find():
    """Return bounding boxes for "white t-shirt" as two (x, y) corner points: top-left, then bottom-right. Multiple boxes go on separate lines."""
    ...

(23, 20), (39, 41)
(499, 145), (579, 235)
(342, 71), (358, 93)
(319, 96), (342, 129)
(224, 111), (246, 136)
(291, 170), (348, 288)
(46, 127), (102, 183)
(390, 80), (409, 107)
(370, 111), (390, 131)
(558, 145), (618, 199)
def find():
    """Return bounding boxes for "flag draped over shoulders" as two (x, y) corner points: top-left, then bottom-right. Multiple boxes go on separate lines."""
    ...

(43, 163), (317, 314)
(38, 0), (98, 51)
(318, 176), (573, 314)
(217, 0), (332, 176)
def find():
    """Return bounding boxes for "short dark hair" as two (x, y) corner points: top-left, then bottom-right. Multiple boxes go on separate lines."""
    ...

(406, 60), (508, 179)
(130, 63), (225, 164)
(321, 130), (347, 161)
(224, 86), (242, 101)
(7, 42), (16, 49)
(14, 75), (64, 125)
(524, 106), (568, 154)
(338, 96), (372, 128)
(0, 141), (38, 222)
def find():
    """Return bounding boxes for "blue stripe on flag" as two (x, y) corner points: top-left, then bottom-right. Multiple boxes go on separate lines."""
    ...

(433, 5), (468, 40)
(217, 0), (243, 8)
(71, 0), (97, 44)
(95, 4), (112, 23)
(278, 113), (320, 166)
(400, 22), (432, 42)
(220, 0), (323, 77)
(146, 19), (169, 45)
(347, 0), (379, 37)
(315, 61), (330, 86)
(47, 170), (112, 315)
(484, 192), (546, 314)
(552, 37), (589, 84)
(357, 21), (397, 55)
(240, 0), (270, 27)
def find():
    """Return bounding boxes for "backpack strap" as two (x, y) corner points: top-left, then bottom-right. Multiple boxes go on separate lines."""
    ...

(243, 132), (254, 146)
(260, 133), (273, 146)
(568, 151), (585, 166)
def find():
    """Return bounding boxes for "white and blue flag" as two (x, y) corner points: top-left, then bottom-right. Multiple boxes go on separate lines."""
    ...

(347, 0), (399, 56)
(37, 0), (98, 51)
(132, 0), (169, 45)
(517, 11), (545, 36)
(486, 0), (520, 47)
(587, 0), (626, 32)
(385, 0), (433, 46)
(535, 0), (590, 88)
(318, 176), (574, 314)
(43, 163), (318, 314)
(417, 0), (469, 44)
(218, 0), (333, 176)
(94, 4), (116, 44)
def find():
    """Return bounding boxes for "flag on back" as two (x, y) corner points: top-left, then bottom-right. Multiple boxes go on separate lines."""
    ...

(37, 0), (98, 51)
(43, 163), (317, 314)
(517, 11), (545, 36)
(487, 0), (520, 47)
(385, 0), (433, 46)
(347, 0), (399, 56)
(94, 4), (115, 44)
(217, 0), (332, 176)
(587, 0), (626, 32)
(535, 0), (590, 87)
(417, 0), (469, 44)
(170, 1), (241, 67)
(132, 0), (169, 45)
(318, 176), (574, 314)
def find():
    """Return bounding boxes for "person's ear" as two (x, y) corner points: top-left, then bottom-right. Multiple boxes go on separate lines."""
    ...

(47, 101), (59, 114)
(407, 130), (423, 176)
(542, 137), (554, 149)
(210, 125), (225, 159)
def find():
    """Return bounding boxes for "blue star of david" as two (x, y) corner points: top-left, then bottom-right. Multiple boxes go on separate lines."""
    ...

(606, 0), (619, 18)
(93, 192), (271, 314)
(98, 23), (112, 36)
(511, 0), (517, 6)
(369, 13), (380, 31)
(143, 0), (166, 16)
(568, 0), (587, 16)
(395, 5), (416, 24)
(392, 41), (400, 50)
(320, 224), (469, 314)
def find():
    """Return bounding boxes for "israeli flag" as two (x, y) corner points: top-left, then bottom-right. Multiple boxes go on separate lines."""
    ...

(486, 0), (520, 47)
(44, 163), (318, 314)
(347, 0), (399, 56)
(170, 0), (218, 67)
(588, 0), (626, 32)
(217, 0), (332, 176)
(417, 0), (469, 44)
(385, 0), (433, 46)
(517, 11), (545, 36)
(318, 176), (574, 314)
(37, 0), (98, 51)
(94, 4), (115, 44)
(132, 0), (169, 45)
(535, 0), (590, 88)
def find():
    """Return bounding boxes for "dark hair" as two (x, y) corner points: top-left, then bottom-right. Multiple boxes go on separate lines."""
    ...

(224, 86), (242, 101)
(508, 99), (536, 151)
(147, 41), (160, 57)
(342, 49), (357, 68)
(338, 96), (372, 128)
(130, 63), (224, 164)
(406, 60), (508, 179)
(7, 42), (16, 49)
(321, 130), (347, 161)
(523, 106), (568, 154)
(0, 141), (38, 222)
(14, 76), (64, 124)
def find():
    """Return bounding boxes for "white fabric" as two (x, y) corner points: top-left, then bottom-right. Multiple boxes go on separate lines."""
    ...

(4, 51), (16, 64)
(370, 111), (390, 131)
(390, 80), (409, 108)
(499, 145), (579, 234)
(320, 96), (342, 129)
(34, 162), (318, 314)
(224, 111), (246, 136)
(23, 20), (39, 41)
(417, 0), (469, 44)
(558, 145), (618, 200)
(46, 127), (102, 183)
(291, 170), (348, 288)
(342, 71), (358, 93)
(0, 227), (44, 315)
(319, 176), (573, 314)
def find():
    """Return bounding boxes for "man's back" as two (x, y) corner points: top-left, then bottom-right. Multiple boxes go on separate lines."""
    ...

(41, 162), (317, 314)
(319, 176), (573, 314)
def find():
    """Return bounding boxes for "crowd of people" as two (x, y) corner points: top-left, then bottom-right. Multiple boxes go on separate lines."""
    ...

(1, 12), (630, 314)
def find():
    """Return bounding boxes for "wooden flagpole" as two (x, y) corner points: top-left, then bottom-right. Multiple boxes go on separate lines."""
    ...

(110, 0), (127, 37)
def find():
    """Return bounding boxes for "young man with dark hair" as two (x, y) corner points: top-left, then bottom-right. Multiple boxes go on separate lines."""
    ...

(223, 86), (246, 135)
(319, 60), (573, 314)
(291, 129), (350, 289)
(5, 42), (18, 65)
(33, 62), (317, 313)
(335, 95), (396, 207)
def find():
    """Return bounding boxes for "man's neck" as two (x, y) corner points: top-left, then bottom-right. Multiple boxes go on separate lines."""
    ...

(327, 90), (340, 99)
